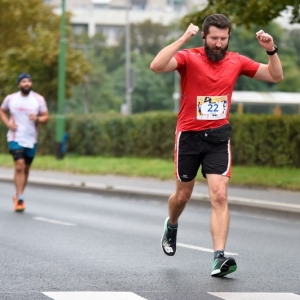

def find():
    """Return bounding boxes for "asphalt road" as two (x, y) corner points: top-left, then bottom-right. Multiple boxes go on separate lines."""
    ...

(0, 181), (300, 300)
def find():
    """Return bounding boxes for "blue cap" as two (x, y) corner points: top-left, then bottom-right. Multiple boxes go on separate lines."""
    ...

(17, 73), (32, 85)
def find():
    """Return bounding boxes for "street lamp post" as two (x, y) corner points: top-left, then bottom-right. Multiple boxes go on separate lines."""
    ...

(55, 0), (67, 159)
(125, 0), (132, 114)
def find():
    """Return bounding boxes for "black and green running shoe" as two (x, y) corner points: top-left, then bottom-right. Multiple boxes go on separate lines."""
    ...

(161, 217), (177, 256)
(211, 255), (237, 277)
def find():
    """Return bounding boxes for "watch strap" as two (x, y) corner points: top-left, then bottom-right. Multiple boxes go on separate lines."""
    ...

(266, 45), (278, 55)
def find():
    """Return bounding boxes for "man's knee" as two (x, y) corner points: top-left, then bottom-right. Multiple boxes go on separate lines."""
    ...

(176, 184), (194, 204)
(211, 190), (227, 207)
(172, 178), (195, 205)
(15, 159), (26, 172)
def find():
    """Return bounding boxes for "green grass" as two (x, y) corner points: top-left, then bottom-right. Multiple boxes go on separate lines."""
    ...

(0, 154), (300, 191)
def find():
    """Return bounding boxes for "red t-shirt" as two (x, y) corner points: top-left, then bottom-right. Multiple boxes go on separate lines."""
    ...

(174, 47), (260, 131)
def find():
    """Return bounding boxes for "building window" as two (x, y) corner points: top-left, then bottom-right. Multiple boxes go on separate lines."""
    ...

(93, 4), (109, 9)
(96, 25), (124, 44)
(167, 0), (186, 10)
(91, 0), (111, 9)
(73, 24), (88, 35)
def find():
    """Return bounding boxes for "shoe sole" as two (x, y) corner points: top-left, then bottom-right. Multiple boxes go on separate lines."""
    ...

(161, 217), (176, 256)
(15, 207), (25, 213)
(211, 265), (237, 277)
(13, 196), (25, 213)
(211, 258), (237, 277)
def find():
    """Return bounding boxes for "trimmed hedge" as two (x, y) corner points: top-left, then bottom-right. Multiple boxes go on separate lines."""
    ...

(230, 114), (300, 167)
(0, 112), (299, 167)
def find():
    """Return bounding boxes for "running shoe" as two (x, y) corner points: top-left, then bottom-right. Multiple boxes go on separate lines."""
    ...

(211, 254), (237, 277)
(13, 195), (25, 212)
(161, 217), (177, 256)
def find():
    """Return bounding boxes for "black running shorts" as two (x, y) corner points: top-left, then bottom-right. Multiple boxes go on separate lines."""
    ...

(9, 149), (35, 165)
(8, 142), (37, 165)
(174, 131), (232, 182)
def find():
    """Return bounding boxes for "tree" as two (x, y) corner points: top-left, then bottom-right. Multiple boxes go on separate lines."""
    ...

(289, 28), (300, 66)
(65, 32), (124, 113)
(67, 20), (175, 113)
(0, 0), (90, 102)
(67, 45), (123, 114)
(97, 20), (170, 74)
(181, 1), (300, 28)
(131, 54), (174, 113)
(110, 53), (174, 113)
(131, 20), (169, 56)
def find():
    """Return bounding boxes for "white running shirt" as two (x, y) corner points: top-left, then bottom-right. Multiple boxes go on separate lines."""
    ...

(1, 91), (48, 148)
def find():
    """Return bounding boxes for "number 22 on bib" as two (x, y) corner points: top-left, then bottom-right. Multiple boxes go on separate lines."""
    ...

(196, 95), (228, 120)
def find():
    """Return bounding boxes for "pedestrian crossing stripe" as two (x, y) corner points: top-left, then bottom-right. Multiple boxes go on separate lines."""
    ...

(208, 293), (300, 300)
(42, 292), (147, 300)
(43, 292), (300, 300)
(42, 292), (300, 300)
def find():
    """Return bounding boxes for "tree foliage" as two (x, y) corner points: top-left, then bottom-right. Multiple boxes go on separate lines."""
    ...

(131, 20), (169, 56)
(181, 0), (300, 28)
(66, 32), (123, 114)
(109, 53), (174, 113)
(0, 0), (90, 102)
(67, 21), (175, 114)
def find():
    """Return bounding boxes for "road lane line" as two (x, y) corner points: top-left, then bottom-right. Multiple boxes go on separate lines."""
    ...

(208, 293), (300, 300)
(178, 243), (239, 256)
(33, 217), (76, 226)
(42, 292), (147, 300)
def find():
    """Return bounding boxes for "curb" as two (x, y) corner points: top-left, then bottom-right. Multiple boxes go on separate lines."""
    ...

(1, 175), (300, 218)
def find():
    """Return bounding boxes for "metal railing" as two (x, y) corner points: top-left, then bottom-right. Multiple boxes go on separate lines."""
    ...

(231, 91), (300, 115)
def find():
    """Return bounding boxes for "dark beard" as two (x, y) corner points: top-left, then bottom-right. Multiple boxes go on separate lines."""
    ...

(204, 43), (228, 62)
(20, 87), (31, 95)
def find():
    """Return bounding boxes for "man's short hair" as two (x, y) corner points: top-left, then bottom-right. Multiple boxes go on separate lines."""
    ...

(202, 14), (231, 36)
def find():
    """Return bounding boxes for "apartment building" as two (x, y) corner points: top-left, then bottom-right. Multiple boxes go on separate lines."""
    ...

(45, 0), (207, 44)
(45, 1), (299, 45)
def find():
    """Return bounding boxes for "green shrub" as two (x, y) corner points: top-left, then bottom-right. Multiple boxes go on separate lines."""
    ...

(0, 112), (299, 167)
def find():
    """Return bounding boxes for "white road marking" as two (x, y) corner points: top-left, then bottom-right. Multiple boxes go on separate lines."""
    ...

(208, 293), (300, 300)
(33, 217), (76, 226)
(230, 210), (300, 225)
(178, 243), (239, 256)
(42, 292), (147, 300)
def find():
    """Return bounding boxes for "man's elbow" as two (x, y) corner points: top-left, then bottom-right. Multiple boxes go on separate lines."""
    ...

(273, 75), (284, 83)
(150, 62), (162, 73)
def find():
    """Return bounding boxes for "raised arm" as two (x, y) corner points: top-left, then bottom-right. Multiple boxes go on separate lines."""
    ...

(253, 30), (284, 83)
(150, 23), (199, 73)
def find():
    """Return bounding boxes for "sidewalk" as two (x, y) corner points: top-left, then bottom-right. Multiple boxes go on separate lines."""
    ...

(1, 167), (300, 216)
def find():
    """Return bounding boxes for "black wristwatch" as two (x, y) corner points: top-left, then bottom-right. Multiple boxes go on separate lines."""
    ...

(266, 45), (278, 55)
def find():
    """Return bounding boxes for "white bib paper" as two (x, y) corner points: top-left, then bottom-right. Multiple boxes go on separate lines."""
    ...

(196, 95), (228, 120)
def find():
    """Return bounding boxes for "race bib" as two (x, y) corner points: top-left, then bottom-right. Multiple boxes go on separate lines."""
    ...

(196, 95), (228, 120)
